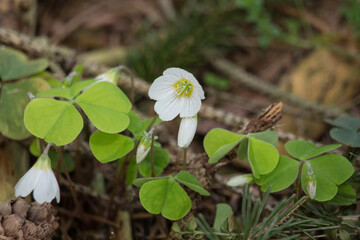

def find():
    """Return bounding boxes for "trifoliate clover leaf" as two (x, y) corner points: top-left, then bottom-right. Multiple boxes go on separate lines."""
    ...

(285, 140), (341, 160)
(0, 48), (49, 81)
(139, 179), (191, 220)
(204, 128), (244, 164)
(74, 81), (131, 133)
(24, 98), (83, 146)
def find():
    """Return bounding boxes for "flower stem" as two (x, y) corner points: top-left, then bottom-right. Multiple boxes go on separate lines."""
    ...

(294, 160), (305, 201)
(150, 131), (155, 177)
(146, 116), (158, 132)
(183, 148), (187, 170)
(42, 142), (53, 155)
(56, 146), (80, 210)
(116, 66), (135, 104)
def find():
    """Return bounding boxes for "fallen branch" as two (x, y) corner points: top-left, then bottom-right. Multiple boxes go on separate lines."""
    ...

(211, 57), (344, 118)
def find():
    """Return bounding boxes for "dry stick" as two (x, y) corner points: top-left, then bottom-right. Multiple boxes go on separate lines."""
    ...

(0, 27), (76, 62)
(276, 196), (310, 227)
(59, 176), (124, 205)
(59, 208), (120, 228)
(39, 138), (45, 153)
(210, 57), (344, 118)
(56, 146), (80, 210)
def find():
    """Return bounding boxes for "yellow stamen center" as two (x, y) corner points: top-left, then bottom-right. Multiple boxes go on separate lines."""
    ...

(174, 79), (194, 97)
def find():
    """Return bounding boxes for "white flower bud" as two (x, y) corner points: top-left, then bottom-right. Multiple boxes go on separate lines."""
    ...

(136, 129), (154, 163)
(305, 161), (316, 199)
(306, 173), (316, 199)
(177, 115), (197, 148)
(227, 174), (254, 187)
(95, 68), (120, 85)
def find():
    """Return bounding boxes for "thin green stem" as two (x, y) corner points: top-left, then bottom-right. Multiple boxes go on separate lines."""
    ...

(116, 65), (135, 104)
(183, 148), (187, 169)
(146, 116), (158, 132)
(42, 142), (53, 155)
(294, 161), (305, 201)
(0, 81), (2, 102)
(150, 131), (155, 177)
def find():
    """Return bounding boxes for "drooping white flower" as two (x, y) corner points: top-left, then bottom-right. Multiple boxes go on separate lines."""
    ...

(178, 115), (198, 148)
(136, 129), (154, 163)
(148, 68), (205, 121)
(227, 174), (255, 187)
(14, 154), (60, 204)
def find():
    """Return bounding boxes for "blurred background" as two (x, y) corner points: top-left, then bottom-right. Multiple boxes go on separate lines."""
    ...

(1, 0), (360, 140)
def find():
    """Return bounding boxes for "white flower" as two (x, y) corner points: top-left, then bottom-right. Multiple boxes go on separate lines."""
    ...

(136, 129), (154, 163)
(14, 154), (60, 204)
(178, 115), (197, 148)
(148, 68), (205, 121)
(227, 174), (254, 187)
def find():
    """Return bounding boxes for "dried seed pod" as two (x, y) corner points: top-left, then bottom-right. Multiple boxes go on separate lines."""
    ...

(0, 198), (58, 240)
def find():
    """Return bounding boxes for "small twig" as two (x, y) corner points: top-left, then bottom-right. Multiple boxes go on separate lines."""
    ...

(56, 146), (80, 210)
(210, 57), (344, 118)
(39, 138), (45, 153)
(59, 208), (120, 228)
(276, 196), (310, 227)
(59, 176), (125, 205)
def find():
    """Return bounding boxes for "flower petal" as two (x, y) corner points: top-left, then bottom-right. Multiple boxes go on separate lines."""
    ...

(33, 170), (59, 204)
(48, 170), (61, 203)
(154, 94), (183, 121)
(14, 167), (41, 198)
(193, 84), (205, 100)
(180, 95), (201, 118)
(163, 68), (187, 78)
(149, 76), (178, 101)
(178, 116), (197, 148)
(136, 145), (151, 163)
